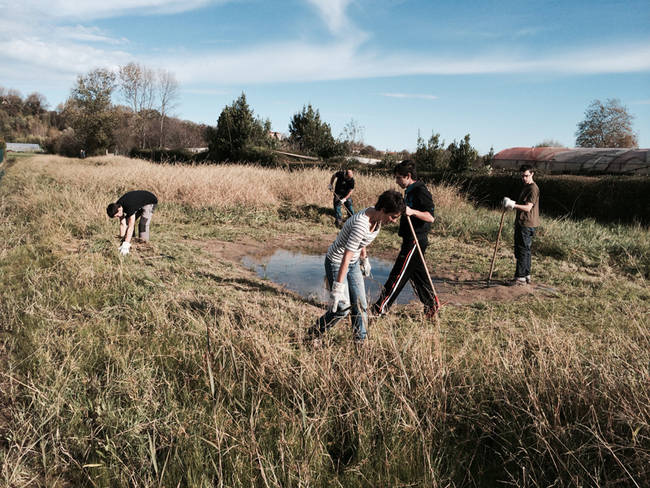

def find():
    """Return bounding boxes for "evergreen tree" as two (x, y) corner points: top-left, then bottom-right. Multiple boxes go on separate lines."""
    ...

(413, 131), (448, 171)
(288, 104), (345, 159)
(448, 134), (479, 172)
(208, 93), (270, 161)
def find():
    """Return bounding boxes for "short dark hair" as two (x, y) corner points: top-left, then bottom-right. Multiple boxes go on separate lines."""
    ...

(375, 189), (405, 214)
(519, 164), (534, 173)
(394, 159), (417, 180)
(106, 202), (120, 217)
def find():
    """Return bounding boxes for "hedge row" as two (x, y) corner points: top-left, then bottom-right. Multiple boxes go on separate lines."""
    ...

(436, 172), (650, 225)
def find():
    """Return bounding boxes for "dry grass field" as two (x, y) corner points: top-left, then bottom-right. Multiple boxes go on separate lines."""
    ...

(0, 155), (648, 487)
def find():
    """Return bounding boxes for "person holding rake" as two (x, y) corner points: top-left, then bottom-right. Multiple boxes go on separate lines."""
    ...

(372, 160), (440, 318)
(307, 190), (405, 344)
(328, 169), (355, 227)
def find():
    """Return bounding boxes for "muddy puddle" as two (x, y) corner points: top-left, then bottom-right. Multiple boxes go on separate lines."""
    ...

(200, 238), (551, 307)
(242, 249), (419, 304)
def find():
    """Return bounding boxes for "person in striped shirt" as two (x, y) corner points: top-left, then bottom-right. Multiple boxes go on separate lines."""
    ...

(307, 190), (405, 343)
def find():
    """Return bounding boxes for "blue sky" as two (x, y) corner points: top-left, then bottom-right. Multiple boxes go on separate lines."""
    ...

(1, 0), (649, 153)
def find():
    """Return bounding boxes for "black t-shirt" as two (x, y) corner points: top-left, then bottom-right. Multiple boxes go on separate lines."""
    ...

(398, 180), (435, 240)
(117, 190), (158, 218)
(334, 171), (355, 197)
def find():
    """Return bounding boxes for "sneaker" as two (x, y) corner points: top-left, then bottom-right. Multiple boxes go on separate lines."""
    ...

(508, 277), (527, 286)
(525, 275), (531, 284)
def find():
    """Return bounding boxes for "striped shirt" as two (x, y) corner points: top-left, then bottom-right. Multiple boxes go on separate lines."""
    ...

(327, 208), (380, 264)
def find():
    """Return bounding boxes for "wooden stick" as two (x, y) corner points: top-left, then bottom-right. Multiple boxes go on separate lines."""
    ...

(487, 209), (506, 284)
(406, 215), (440, 312)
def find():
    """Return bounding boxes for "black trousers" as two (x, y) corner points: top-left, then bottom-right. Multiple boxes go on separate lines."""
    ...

(514, 223), (535, 278)
(372, 238), (435, 314)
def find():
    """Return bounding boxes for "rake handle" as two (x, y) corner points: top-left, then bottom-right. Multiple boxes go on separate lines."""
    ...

(406, 215), (439, 307)
(487, 209), (507, 284)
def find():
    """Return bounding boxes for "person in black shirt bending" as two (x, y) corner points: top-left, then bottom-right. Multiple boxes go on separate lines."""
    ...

(328, 169), (355, 227)
(106, 190), (158, 255)
(372, 160), (439, 318)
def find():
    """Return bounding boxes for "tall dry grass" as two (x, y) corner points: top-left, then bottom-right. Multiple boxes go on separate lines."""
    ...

(0, 155), (648, 486)
(35, 154), (464, 210)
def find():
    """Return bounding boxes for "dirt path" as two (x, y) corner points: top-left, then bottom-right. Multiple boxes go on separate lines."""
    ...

(194, 235), (558, 307)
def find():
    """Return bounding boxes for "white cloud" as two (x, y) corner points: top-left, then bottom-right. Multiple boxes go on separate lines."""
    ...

(158, 39), (650, 85)
(381, 93), (438, 100)
(56, 25), (128, 44)
(14, 0), (222, 20)
(0, 37), (131, 75)
(305, 0), (353, 34)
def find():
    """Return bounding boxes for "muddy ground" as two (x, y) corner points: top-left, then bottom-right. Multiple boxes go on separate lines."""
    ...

(195, 233), (558, 309)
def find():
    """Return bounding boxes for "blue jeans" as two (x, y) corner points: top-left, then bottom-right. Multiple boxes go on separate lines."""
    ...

(514, 223), (536, 278)
(333, 197), (354, 222)
(312, 256), (368, 341)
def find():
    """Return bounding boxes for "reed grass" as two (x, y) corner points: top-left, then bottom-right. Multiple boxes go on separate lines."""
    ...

(0, 155), (648, 487)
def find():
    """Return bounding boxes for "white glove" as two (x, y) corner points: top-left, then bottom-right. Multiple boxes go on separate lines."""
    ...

(328, 183), (333, 191)
(329, 281), (348, 312)
(340, 198), (346, 203)
(502, 197), (516, 210)
(360, 257), (371, 277)
(118, 241), (131, 255)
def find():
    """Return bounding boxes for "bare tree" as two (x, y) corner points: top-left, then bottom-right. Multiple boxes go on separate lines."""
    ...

(157, 69), (179, 148)
(340, 118), (365, 153)
(575, 98), (638, 148)
(118, 62), (156, 148)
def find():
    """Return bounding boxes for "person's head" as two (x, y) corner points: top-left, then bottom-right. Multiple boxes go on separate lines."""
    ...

(344, 169), (353, 179)
(394, 160), (417, 188)
(106, 202), (123, 218)
(374, 189), (405, 224)
(520, 165), (534, 184)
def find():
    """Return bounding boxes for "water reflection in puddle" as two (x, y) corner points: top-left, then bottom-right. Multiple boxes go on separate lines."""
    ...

(242, 249), (417, 304)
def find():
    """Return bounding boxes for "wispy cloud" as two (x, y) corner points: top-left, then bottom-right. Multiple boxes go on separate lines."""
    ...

(630, 99), (650, 105)
(56, 25), (128, 44)
(161, 39), (650, 85)
(381, 93), (439, 100)
(305, 0), (353, 34)
(16, 0), (223, 20)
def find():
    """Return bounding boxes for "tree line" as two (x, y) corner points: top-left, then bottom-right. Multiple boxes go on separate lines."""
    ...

(0, 64), (640, 167)
(0, 65), (206, 157)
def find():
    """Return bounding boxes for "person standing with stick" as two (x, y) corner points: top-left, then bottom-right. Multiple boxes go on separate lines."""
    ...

(502, 165), (540, 285)
(328, 169), (355, 227)
(372, 160), (439, 318)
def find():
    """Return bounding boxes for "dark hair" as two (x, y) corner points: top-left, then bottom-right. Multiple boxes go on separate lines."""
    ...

(519, 164), (534, 173)
(394, 159), (417, 179)
(375, 189), (405, 214)
(106, 202), (120, 217)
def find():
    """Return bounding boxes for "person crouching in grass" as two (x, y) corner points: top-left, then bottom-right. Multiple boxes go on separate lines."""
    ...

(306, 190), (405, 344)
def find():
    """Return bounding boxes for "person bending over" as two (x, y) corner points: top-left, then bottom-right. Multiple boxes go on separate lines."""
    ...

(307, 189), (405, 343)
(106, 190), (158, 255)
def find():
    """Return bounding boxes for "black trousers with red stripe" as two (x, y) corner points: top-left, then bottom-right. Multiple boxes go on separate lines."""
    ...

(372, 238), (435, 315)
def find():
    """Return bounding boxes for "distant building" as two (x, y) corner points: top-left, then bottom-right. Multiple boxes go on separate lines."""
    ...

(186, 147), (208, 154)
(6, 143), (43, 153)
(268, 131), (285, 141)
(492, 147), (650, 175)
